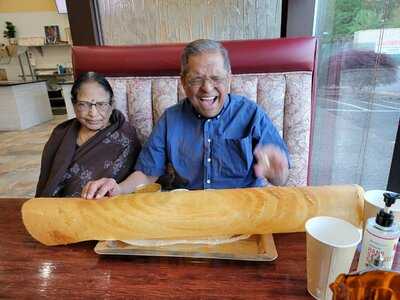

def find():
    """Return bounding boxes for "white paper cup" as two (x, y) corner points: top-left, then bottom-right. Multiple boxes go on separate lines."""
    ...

(363, 190), (400, 227)
(306, 216), (362, 300)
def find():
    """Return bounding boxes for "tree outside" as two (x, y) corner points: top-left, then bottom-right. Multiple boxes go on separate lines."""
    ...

(332, 0), (400, 40)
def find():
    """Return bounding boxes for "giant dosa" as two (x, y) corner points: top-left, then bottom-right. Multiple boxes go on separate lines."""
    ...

(21, 185), (364, 246)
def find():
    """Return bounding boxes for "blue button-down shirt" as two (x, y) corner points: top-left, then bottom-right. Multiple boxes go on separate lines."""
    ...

(135, 94), (289, 189)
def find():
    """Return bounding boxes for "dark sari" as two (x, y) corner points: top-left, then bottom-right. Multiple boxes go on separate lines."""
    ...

(36, 109), (141, 197)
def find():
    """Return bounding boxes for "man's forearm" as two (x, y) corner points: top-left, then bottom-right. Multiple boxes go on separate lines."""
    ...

(118, 171), (158, 194)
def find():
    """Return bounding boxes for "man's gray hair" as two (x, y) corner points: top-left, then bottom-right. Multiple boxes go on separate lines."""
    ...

(181, 39), (231, 76)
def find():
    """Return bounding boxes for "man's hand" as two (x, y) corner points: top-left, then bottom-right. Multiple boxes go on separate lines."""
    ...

(81, 178), (121, 199)
(253, 145), (289, 186)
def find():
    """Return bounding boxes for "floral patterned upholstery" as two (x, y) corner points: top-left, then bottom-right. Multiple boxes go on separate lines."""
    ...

(107, 71), (312, 186)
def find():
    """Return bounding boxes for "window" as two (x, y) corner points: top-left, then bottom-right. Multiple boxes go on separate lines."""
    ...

(311, 0), (400, 189)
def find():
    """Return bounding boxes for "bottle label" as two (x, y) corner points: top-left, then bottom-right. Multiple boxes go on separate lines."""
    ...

(358, 229), (399, 270)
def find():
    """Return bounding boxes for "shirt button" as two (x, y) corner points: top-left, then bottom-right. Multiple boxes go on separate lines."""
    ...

(207, 119), (211, 123)
(207, 139), (211, 143)
(217, 115), (220, 119)
(207, 158), (211, 162)
(206, 179), (211, 184)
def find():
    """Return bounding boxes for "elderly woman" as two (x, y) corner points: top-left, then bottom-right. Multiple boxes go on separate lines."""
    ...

(36, 72), (141, 197)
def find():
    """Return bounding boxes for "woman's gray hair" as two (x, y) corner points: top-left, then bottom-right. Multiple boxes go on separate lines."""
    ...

(180, 39), (231, 76)
(71, 71), (113, 104)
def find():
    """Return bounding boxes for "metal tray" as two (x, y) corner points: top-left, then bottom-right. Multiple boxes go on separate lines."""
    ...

(94, 234), (278, 261)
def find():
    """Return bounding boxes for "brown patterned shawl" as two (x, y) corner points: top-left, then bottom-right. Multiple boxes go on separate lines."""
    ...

(36, 109), (141, 197)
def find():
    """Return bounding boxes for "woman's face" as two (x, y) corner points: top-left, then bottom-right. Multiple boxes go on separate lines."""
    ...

(74, 81), (113, 131)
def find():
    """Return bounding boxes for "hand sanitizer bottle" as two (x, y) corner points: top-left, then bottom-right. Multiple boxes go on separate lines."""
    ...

(358, 192), (400, 271)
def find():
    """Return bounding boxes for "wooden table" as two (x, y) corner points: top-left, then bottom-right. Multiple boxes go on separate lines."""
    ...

(1, 199), (398, 299)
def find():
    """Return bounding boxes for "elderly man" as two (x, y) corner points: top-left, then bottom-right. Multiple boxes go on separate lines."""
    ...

(82, 39), (289, 199)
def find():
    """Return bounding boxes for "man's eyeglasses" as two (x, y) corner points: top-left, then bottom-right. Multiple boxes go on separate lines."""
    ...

(75, 101), (112, 112)
(186, 76), (227, 87)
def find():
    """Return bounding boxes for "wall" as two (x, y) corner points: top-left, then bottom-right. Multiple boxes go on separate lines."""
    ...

(0, 0), (71, 81)
(0, 12), (70, 44)
(286, 0), (315, 37)
(98, 0), (282, 45)
(0, 0), (57, 12)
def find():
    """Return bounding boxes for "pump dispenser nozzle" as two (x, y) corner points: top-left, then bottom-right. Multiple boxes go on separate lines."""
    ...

(383, 192), (400, 210)
(376, 192), (400, 227)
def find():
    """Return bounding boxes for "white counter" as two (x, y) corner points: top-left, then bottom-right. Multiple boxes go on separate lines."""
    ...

(0, 81), (53, 130)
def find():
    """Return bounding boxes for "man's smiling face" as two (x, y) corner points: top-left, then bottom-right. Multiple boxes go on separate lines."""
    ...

(181, 51), (231, 118)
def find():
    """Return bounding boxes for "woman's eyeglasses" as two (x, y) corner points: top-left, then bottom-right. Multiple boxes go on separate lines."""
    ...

(75, 101), (112, 112)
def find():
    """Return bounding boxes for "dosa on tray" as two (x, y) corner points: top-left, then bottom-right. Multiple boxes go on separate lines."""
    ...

(21, 185), (364, 246)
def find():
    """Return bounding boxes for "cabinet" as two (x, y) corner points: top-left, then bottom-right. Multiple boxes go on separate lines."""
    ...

(61, 82), (75, 120)
(34, 68), (73, 115)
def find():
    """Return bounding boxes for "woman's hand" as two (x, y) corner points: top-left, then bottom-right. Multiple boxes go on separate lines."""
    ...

(81, 171), (159, 199)
(81, 178), (121, 199)
(253, 144), (289, 186)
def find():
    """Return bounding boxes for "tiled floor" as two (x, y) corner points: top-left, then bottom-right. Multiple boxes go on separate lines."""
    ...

(0, 115), (67, 198)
